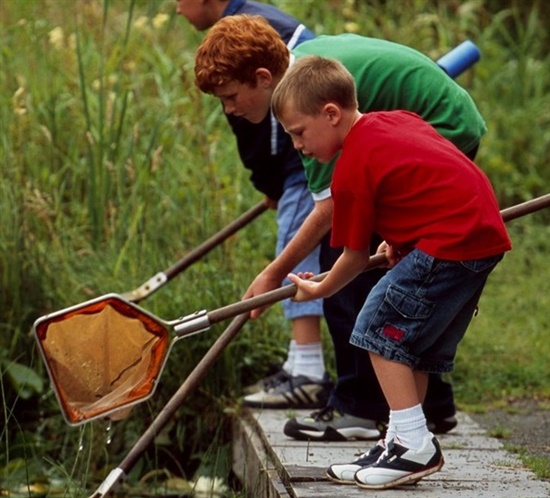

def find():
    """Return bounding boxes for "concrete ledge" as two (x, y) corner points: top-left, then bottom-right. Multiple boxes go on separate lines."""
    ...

(232, 409), (550, 498)
(232, 409), (293, 498)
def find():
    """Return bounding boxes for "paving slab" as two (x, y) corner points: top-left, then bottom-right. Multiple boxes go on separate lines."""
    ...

(232, 408), (550, 498)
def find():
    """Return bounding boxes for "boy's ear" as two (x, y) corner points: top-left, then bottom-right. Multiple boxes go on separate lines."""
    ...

(255, 68), (274, 87)
(323, 103), (342, 124)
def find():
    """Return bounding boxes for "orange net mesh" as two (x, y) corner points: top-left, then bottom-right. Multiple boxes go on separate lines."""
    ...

(35, 296), (170, 424)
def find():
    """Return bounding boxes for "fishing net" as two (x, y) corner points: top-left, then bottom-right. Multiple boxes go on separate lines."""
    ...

(35, 296), (170, 425)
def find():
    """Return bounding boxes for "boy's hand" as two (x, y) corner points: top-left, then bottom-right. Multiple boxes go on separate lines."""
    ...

(264, 196), (278, 210)
(287, 272), (321, 302)
(376, 240), (401, 268)
(243, 272), (282, 319)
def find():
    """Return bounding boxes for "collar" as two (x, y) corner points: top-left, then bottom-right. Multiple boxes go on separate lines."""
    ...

(222, 0), (246, 16)
(289, 52), (296, 68)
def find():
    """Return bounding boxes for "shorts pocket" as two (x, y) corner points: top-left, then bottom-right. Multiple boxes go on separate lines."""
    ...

(375, 284), (435, 345)
(459, 254), (503, 273)
(386, 284), (434, 320)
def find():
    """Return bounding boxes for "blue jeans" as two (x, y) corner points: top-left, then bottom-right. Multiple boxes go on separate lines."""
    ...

(321, 237), (456, 421)
(277, 172), (323, 320)
(351, 249), (503, 373)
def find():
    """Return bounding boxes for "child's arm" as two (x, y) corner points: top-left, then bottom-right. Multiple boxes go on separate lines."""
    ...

(243, 198), (333, 316)
(288, 246), (371, 301)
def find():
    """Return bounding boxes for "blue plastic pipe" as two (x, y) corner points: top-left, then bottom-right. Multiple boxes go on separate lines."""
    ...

(436, 40), (481, 78)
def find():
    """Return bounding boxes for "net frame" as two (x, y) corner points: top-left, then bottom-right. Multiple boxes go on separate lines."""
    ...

(34, 294), (173, 425)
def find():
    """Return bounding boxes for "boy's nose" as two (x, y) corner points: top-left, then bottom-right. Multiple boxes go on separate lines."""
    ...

(223, 102), (236, 115)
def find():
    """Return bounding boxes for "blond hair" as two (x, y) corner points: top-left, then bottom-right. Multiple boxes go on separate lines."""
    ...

(272, 56), (358, 120)
(194, 15), (289, 93)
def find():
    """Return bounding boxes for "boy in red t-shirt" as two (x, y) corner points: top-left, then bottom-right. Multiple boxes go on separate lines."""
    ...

(271, 55), (512, 489)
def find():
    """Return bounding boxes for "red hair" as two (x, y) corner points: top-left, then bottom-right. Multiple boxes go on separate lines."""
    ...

(194, 15), (289, 93)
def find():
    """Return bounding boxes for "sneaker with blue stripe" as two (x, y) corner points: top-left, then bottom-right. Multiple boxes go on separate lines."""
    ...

(326, 440), (386, 484)
(354, 435), (444, 489)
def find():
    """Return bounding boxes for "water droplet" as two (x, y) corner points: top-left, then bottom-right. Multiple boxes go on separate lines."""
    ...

(77, 426), (86, 452)
(105, 420), (113, 445)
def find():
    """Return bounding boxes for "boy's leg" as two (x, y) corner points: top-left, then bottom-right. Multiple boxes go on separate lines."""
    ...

(284, 235), (456, 443)
(243, 173), (331, 409)
(353, 249), (502, 489)
(354, 354), (443, 490)
(370, 356), (431, 448)
(283, 237), (386, 441)
(370, 357), (428, 410)
(290, 315), (326, 380)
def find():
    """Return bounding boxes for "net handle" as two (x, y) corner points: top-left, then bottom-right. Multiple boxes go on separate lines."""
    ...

(121, 201), (268, 302)
(182, 193), (550, 335)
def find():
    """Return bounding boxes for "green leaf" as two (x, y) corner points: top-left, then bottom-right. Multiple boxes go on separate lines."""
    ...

(2, 361), (44, 399)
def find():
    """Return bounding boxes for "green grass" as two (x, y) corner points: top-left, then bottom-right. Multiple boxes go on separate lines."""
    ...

(487, 427), (513, 439)
(451, 220), (550, 405)
(1, 0), (549, 495)
(505, 446), (550, 480)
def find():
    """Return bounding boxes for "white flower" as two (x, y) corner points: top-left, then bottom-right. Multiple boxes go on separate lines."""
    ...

(152, 13), (169, 30)
(191, 476), (229, 497)
(48, 26), (64, 49)
(13, 87), (27, 115)
(344, 22), (360, 33)
(133, 15), (149, 32)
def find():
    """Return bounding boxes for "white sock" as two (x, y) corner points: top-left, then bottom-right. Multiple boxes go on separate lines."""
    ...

(291, 342), (326, 381)
(282, 340), (296, 374)
(385, 413), (397, 446)
(390, 404), (432, 451)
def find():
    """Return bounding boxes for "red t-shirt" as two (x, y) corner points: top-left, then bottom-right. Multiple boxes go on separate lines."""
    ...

(331, 111), (512, 260)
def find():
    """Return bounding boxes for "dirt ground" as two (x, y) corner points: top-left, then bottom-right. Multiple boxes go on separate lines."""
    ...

(469, 398), (550, 468)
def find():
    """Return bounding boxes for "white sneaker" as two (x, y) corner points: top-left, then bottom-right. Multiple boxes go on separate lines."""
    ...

(354, 435), (444, 489)
(326, 440), (386, 484)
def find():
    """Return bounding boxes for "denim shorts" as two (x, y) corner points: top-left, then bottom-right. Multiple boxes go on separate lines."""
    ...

(277, 172), (323, 320)
(350, 248), (504, 373)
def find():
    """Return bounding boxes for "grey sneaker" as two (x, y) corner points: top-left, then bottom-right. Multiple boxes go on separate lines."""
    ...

(242, 372), (333, 409)
(326, 440), (386, 484)
(283, 405), (382, 441)
(354, 436), (444, 489)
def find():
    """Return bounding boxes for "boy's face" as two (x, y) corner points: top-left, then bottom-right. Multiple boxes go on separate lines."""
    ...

(176, 0), (216, 31)
(212, 70), (274, 124)
(280, 104), (342, 163)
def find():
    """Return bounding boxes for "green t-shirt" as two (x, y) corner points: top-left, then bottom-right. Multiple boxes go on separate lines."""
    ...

(292, 34), (487, 196)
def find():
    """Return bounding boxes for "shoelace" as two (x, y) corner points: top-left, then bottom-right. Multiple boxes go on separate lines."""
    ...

(355, 440), (385, 462)
(311, 405), (340, 422)
(376, 438), (398, 463)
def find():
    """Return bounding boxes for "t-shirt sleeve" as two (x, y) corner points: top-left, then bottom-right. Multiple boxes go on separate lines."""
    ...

(301, 154), (338, 194)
